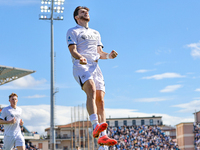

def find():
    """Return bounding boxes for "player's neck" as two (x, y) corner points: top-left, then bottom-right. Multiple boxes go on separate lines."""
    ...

(11, 104), (17, 109)
(78, 21), (89, 29)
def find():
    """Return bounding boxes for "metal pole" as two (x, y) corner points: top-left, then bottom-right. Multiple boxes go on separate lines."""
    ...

(87, 117), (90, 150)
(74, 106), (77, 148)
(82, 104), (85, 150)
(71, 107), (73, 150)
(78, 105), (80, 147)
(50, 0), (55, 149)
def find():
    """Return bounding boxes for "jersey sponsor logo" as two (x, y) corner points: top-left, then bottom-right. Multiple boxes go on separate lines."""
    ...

(68, 36), (72, 42)
(81, 35), (87, 40)
(81, 34), (99, 40)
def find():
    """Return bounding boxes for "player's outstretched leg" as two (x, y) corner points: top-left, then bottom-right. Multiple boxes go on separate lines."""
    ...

(97, 135), (117, 146)
(93, 122), (108, 138)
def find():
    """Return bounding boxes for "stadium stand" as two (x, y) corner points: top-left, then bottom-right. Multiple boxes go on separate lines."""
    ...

(194, 122), (200, 150)
(107, 125), (180, 150)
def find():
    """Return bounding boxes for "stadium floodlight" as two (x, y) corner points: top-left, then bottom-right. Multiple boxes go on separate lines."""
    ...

(39, 0), (65, 20)
(39, 0), (65, 149)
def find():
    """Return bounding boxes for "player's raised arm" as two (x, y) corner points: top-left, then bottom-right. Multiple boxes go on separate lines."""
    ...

(97, 46), (118, 59)
(68, 44), (87, 65)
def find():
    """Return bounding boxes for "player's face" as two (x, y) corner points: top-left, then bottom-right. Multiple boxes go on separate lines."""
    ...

(78, 9), (90, 22)
(9, 96), (18, 108)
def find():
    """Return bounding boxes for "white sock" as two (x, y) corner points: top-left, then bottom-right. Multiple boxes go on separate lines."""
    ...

(100, 130), (107, 137)
(89, 114), (99, 129)
(99, 122), (107, 137)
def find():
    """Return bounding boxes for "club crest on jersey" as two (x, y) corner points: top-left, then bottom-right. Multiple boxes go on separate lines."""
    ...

(68, 36), (72, 42)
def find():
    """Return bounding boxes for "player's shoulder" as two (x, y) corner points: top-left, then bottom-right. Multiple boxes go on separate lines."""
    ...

(68, 26), (77, 31)
(2, 105), (10, 110)
(67, 25), (81, 32)
(89, 27), (100, 35)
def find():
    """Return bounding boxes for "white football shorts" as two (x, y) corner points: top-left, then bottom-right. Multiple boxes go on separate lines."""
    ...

(73, 59), (105, 92)
(3, 134), (25, 150)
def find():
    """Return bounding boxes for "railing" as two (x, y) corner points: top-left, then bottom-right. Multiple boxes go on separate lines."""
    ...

(0, 132), (34, 137)
(23, 132), (34, 136)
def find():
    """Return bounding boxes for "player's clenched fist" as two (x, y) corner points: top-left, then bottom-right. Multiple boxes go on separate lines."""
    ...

(20, 119), (24, 126)
(109, 50), (118, 59)
(10, 118), (16, 124)
(79, 57), (87, 65)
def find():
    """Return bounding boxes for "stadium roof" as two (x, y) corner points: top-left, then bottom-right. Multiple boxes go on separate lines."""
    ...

(0, 65), (36, 86)
(45, 121), (92, 131)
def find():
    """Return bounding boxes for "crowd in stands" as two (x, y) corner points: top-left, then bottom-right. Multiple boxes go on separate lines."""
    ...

(194, 122), (200, 150)
(107, 125), (180, 150)
(0, 125), (3, 133)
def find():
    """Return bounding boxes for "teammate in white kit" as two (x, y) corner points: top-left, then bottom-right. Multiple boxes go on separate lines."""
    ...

(67, 6), (118, 146)
(0, 93), (25, 150)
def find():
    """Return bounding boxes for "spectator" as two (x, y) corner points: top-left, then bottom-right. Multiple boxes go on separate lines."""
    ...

(107, 125), (180, 150)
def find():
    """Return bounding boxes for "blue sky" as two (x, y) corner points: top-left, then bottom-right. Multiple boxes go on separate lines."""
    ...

(0, 0), (200, 134)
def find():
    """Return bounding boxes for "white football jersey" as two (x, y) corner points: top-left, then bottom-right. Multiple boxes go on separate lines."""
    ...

(0, 105), (22, 136)
(66, 24), (103, 63)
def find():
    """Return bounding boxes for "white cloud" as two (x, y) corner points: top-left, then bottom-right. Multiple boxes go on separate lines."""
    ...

(134, 97), (169, 102)
(105, 108), (193, 126)
(20, 105), (72, 135)
(5, 104), (193, 135)
(155, 48), (171, 55)
(135, 69), (156, 73)
(195, 88), (200, 92)
(23, 95), (48, 99)
(0, 75), (48, 90)
(187, 41), (200, 59)
(172, 99), (200, 113)
(154, 62), (166, 66)
(142, 73), (185, 80)
(160, 85), (183, 93)
(112, 66), (118, 69)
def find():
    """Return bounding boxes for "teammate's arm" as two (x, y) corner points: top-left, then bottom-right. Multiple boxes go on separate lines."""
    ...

(68, 44), (87, 65)
(97, 46), (118, 59)
(20, 119), (24, 126)
(0, 118), (16, 124)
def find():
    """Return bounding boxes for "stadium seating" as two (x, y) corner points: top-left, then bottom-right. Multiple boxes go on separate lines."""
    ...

(107, 125), (180, 150)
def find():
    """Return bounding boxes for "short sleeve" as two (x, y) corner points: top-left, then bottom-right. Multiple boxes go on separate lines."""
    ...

(97, 31), (103, 48)
(0, 108), (6, 120)
(66, 29), (77, 46)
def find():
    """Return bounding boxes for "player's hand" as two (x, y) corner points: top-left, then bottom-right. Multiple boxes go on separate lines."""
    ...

(109, 50), (118, 59)
(10, 118), (16, 124)
(20, 119), (24, 126)
(79, 57), (87, 65)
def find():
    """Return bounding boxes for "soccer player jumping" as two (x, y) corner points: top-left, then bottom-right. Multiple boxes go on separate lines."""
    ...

(66, 6), (118, 146)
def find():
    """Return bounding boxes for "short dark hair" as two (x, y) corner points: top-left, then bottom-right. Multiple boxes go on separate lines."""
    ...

(73, 6), (89, 24)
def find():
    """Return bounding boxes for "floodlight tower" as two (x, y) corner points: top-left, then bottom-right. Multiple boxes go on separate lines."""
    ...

(39, 0), (64, 149)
